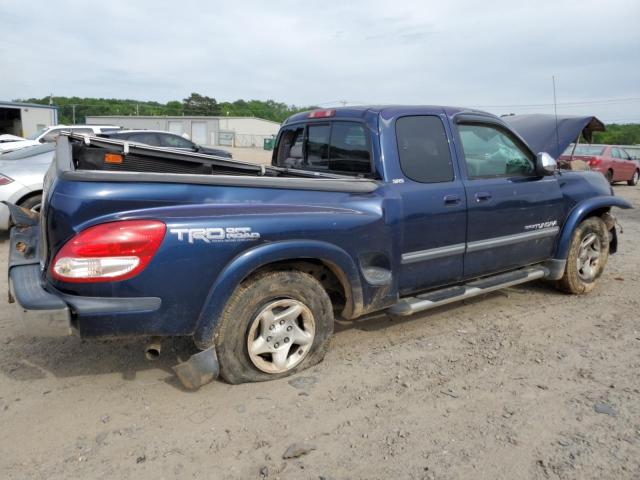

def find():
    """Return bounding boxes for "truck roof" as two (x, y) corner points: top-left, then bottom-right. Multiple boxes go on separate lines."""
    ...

(283, 105), (495, 124)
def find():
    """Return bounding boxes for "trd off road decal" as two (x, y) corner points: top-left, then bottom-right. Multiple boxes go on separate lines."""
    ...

(524, 220), (558, 231)
(170, 227), (261, 243)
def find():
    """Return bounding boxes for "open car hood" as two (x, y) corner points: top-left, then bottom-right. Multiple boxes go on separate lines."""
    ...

(502, 114), (605, 159)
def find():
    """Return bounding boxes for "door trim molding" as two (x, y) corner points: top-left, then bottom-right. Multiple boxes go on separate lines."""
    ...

(401, 226), (559, 264)
(401, 243), (466, 264)
(466, 226), (559, 253)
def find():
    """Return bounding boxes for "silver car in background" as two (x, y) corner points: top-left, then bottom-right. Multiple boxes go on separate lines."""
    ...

(0, 143), (55, 229)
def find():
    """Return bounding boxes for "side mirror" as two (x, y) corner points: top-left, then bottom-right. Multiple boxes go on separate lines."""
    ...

(536, 152), (557, 175)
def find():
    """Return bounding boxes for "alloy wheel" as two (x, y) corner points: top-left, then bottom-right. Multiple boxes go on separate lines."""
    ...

(246, 299), (316, 374)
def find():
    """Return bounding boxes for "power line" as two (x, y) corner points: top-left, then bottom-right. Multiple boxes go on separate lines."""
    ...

(315, 96), (640, 109)
(470, 97), (640, 108)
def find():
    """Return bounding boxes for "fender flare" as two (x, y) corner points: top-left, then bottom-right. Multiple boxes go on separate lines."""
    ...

(193, 240), (364, 349)
(554, 195), (632, 260)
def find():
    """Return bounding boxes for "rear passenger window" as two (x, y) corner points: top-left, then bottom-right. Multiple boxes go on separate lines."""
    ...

(275, 121), (372, 176)
(396, 116), (453, 183)
(329, 123), (371, 174)
(129, 133), (160, 145)
(307, 124), (331, 168)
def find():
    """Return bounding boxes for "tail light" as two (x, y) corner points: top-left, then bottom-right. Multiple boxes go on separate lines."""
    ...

(0, 174), (14, 186)
(51, 220), (166, 283)
(588, 157), (601, 166)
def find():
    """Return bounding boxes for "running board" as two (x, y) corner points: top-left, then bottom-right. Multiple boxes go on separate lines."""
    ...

(388, 266), (549, 316)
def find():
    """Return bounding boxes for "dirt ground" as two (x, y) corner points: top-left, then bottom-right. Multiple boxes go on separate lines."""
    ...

(225, 146), (273, 165)
(0, 186), (639, 480)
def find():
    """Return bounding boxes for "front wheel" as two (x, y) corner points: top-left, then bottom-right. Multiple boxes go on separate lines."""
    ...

(214, 270), (334, 384)
(628, 170), (639, 186)
(556, 217), (609, 294)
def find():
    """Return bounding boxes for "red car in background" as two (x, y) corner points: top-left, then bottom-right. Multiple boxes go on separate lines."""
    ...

(559, 144), (639, 186)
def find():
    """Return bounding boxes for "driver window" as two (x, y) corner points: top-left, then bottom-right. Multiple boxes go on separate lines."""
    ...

(458, 124), (534, 178)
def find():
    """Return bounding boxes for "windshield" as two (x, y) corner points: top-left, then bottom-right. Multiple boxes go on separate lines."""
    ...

(26, 127), (49, 140)
(0, 142), (55, 159)
(562, 145), (604, 156)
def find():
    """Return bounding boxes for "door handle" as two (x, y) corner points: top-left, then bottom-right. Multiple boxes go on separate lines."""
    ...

(443, 194), (461, 206)
(475, 192), (492, 202)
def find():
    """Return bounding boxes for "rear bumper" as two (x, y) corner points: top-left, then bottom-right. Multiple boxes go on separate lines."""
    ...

(9, 263), (73, 336)
(8, 221), (162, 337)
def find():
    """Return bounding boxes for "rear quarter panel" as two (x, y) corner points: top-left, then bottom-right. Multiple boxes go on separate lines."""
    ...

(45, 179), (394, 337)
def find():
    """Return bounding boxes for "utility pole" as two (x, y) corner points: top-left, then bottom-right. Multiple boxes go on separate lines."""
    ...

(72, 105), (76, 124)
(136, 104), (139, 116)
(552, 76), (560, 156)
(49, 93), (53, 105)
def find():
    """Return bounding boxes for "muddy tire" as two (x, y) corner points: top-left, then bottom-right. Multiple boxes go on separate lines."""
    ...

(215, 270), (334, 384)
(556, 217), (609, 294)
(628, 170), (639, 186)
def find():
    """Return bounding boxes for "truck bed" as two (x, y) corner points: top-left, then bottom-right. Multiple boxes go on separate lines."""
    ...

(62, 133), (379, 194)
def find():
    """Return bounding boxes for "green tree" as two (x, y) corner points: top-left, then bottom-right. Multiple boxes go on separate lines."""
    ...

(15, 95), (319, 124)
(182, 93), (220, 116)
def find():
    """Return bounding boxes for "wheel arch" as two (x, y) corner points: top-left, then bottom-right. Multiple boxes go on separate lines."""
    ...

(16, 189), (43, 207)
(193, 240), (363, 349)
(554, 195), (632, 260)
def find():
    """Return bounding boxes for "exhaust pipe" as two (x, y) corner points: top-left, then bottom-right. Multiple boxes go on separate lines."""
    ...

(144, 337), (162, 360)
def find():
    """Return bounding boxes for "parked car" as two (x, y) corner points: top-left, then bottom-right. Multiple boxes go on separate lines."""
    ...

(0, 134), (40, 154)
(0, 143), (55, 228)
(559, 144), (640, 185)
(0, 134), (29, 143)
(6, 106), (631, 389)
(27, 125), (121, 144)
(99, 129), (232, 158)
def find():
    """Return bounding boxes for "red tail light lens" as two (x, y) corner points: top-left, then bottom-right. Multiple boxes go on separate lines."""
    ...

(51, 220), (166, 283)
(0, 174), (14, 186)
(588, 157), (601, 166)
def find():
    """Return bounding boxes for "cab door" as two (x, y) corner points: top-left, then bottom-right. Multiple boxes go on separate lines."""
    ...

(454, 118), (564, 279)
(394, 115), (467, 295)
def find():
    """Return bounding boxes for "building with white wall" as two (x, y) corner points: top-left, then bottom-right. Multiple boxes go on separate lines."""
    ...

(86, 115), (281, 148)
(0, 101), (58, 137)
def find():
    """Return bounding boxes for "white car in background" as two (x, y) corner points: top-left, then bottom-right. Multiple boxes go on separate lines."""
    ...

(26, 124), (121, 143)
(0, 143), (55, 228)
(0, 134), (40, 154)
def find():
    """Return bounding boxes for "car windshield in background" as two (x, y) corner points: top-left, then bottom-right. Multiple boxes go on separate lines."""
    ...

(562, 145), (605, 156)
(1, 143), (55, 159)
(26, 128), (48, 140)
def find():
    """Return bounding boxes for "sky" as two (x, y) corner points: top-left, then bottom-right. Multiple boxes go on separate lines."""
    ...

(1, 0), (639, 123)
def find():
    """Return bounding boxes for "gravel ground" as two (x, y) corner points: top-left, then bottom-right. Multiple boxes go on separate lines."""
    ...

(225, 146), (273, 165)
(0, 186), (638, 480)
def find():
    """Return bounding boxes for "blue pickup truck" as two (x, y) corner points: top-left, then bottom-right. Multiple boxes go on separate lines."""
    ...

(6, 106), (632, 389)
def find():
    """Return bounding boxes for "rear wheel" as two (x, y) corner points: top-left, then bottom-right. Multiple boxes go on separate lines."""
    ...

(556, 217), (609, 294)
(605, 169), (614, 184)
(215, 270), (334, 384)
(628, 169), (639, 186)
